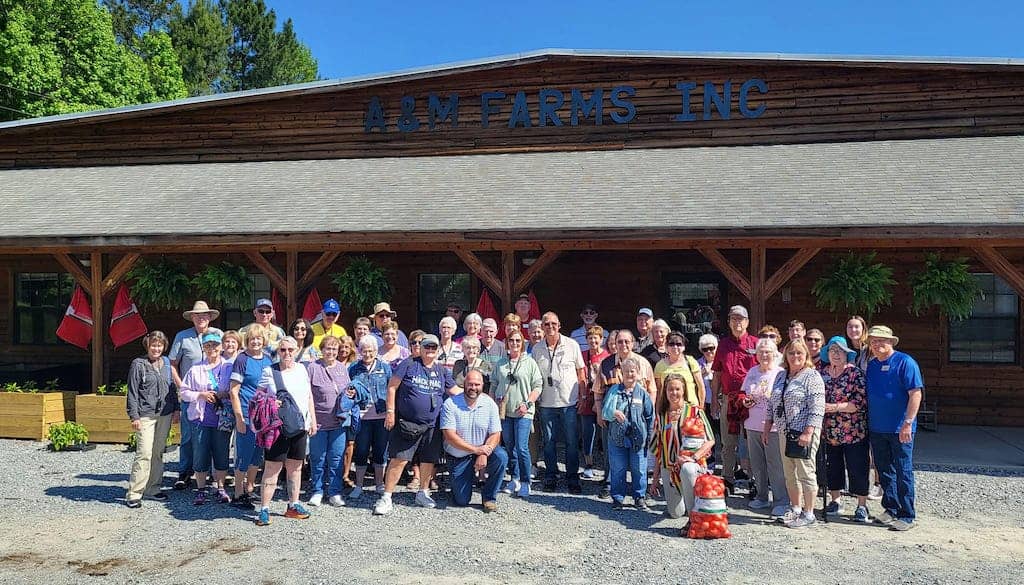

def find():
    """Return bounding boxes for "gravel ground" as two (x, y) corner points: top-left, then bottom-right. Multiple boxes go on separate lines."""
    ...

(0, 438), (1021, 585)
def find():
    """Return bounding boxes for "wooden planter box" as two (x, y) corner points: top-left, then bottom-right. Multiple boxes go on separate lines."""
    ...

(75, 394), (133, 444)
(0, 391), (76, 440)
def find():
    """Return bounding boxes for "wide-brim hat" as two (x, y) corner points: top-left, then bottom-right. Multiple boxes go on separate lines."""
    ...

(183, 300), (220, 321)
(821, 335), (857, 365)
(866, 325), (899, 345)
(368, 302), (396, 318)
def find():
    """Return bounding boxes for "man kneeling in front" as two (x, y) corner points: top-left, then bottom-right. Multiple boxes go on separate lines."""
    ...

(441, 369), (508, 512)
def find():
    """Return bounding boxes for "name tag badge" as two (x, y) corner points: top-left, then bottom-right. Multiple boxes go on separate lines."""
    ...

(745, 348), (757, 355)
(631, 398), (643, 405)
(881, 365), (890, 372)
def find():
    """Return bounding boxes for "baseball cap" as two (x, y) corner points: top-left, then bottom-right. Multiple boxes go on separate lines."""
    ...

(201, 332), (222, 345)
(254, 298), (273, 309)
(637, 308), (653, 317)
(323, 299), (340, 314)
(420, 334), (440, 347)
(728, 305), (749, 319)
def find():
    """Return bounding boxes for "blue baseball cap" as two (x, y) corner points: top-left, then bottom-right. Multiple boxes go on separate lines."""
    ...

(323, 299), (340, 314)
(201, 332), (222, 345)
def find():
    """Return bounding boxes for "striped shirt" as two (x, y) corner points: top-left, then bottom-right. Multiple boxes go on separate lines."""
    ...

(651, 404), (716, 489)
(767, 367), (826, 432)
(440, 393), (501, 458)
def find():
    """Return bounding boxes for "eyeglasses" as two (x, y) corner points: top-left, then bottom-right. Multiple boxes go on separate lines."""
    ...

(256, 309), (272, 314)
(542, 322), (559, 327)
(667, 342), (684, 347)
(806, 337), (823, 343)
(701, 347), (716, 353)
(760, 333), (777, 339)
(278, 347), (296, 353)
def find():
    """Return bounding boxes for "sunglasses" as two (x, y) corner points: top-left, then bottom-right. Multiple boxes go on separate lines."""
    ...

(324, 312), (339, 317)
(761, 333), (777, 339)
(278, 347), (296, 353)
(410, 340), (422, 346)
(667, 341), (684, 347)
(422, 344), (439, 350)
(542, 322), (559, 327)
(701, 347), (716, 352)
(293, 326), (307, 331)
(807, 337), (824, 343)
(256, 309), (272, 314)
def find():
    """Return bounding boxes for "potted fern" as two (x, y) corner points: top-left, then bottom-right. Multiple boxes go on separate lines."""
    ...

(909, 253), (981, 320)
(330, 256), (393, 316)
(126, 257), (192, 311)
(192, 261), (253, 310)
(812, 252), (896, 318)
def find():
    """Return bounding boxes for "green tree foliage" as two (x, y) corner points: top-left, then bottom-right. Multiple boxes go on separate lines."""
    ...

(0, 0), (186, 121)
(167, 0), (231, 95)
(102, 0), (176, 48)
(221, 0), (318, 92)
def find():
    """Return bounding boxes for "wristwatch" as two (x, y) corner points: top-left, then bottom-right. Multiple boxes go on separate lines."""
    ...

(386, 409), (395, 414)
(525, 401), (534, 408)
(902, 418), (914, 425)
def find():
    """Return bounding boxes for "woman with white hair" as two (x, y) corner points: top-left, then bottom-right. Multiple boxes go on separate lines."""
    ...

(641, 319), (672, 367)
(348, 335), (393, 499)
(741, 337), (790, 515)
(453, 335), (493, 394)
(459, 312), (482, 342)
(437, 316), (463, 370)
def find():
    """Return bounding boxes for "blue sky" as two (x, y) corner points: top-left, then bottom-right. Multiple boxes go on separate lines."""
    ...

(264, 1), (1023, 80)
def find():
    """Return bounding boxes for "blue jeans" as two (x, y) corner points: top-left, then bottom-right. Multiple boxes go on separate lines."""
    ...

(579, 414), (598, 460)
(449, 446), (509, 506)
(308, 427), (348, 497)
(502, 416), (533, 483)
(178, 408), (197, 475)
(191, 424), (230, 473)
(607, 442), (647, 502)
(539, 406), (580, 487)
(354, 418), (389, 466)
(870, 432), (916, 522)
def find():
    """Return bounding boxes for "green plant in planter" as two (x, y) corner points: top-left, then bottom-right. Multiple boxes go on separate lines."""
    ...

(126, 257), (192, 311)
(48, 422), (89, 451)
(812, 252), (896, 317)
(2, 382), (22, 393)
(192, 261), (252, 309)
(43, 378), (60, 392)
(330, 256), (393, 317)
(21, 380), (38, 393)
(909, 253), (981, 320)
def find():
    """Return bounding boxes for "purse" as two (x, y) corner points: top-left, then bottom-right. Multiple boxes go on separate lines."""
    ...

(781, 378), (812, 459)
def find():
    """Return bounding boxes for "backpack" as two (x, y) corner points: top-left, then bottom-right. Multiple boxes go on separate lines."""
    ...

(271, 367), (306, 438)
(249, 389), (282, 449)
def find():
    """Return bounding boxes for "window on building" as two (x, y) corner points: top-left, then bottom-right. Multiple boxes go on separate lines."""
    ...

(220, 274), (272, 331)
(14, 272), (75, 345)
(948, 273), (1019, 364)
(418, 273), (472, 332)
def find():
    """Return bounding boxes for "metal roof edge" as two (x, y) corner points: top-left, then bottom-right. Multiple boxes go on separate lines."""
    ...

(2, 48), (1022, 131)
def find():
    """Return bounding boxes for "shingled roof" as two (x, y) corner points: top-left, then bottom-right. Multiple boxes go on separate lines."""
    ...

(2, 135), (1022, 245)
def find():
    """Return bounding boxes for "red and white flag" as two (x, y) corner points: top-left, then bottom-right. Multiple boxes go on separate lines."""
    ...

(56, 285), (93, 349)
(302, 289), (323, 324)
(271, 289), (286, 325)
(109, 283), (148, 348)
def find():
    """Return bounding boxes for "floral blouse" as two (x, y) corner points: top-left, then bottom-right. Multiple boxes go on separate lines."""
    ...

(820, 364), (868, 446)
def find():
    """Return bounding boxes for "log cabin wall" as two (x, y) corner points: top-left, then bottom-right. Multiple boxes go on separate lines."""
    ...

(2, 247), (1023, 424)
(3, 56), (1024, 168)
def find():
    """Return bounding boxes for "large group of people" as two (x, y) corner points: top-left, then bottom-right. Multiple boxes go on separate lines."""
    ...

(125, 296), (924, 534)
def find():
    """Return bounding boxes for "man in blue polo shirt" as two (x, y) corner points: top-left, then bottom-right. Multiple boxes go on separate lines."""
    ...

(865, 325), (923, 532)
(440, 369), (507, 512)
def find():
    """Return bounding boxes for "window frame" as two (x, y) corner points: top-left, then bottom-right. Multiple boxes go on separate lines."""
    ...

(13, 272), (75, 346)
(945, 272), (1020, 367)
(417, 272), (473, 332)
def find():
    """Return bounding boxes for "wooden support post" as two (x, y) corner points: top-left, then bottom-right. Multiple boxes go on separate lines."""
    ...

(500, 251), (515, 315)
(764, 248), (820, 298)
(698, 248), (751, 299)
(513, 250), (562, 294)
(90, 253), (104, 392)
(297, 251), (340, 293)
(54, 253), (93, 296)
(454, 249), (503, 296)
(972, 246), (1024, 298)
(244, 251), (288, 294)
(286, 251), (298, 326)
(101, 253), (141, 297)
(749, 246), (766, 330)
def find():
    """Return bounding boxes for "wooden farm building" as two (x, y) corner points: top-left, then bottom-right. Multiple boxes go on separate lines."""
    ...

(1, 49), (1023, 426)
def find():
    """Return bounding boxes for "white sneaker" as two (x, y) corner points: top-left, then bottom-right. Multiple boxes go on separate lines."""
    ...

(501, 479), (520, 494)
(517, 483), (531, 498)
(582, 468), (595, 480)
(308, 493), (322, 506)
(328, 494), (345, 507)
(415, 491), (437, 509)
(348, 486), (363, 500)
(373, 496), (393, 516)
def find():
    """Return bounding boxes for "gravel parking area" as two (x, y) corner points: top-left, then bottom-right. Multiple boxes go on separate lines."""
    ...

(0, 438), (1021, 585)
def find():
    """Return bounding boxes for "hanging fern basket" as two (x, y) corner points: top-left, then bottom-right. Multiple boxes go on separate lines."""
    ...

(330, 256), (393, 317)
(192, 261), (252, 309)
(126, 258), (192, 311)
(811, 252), (896, 318)
(908, 253), (981, 321)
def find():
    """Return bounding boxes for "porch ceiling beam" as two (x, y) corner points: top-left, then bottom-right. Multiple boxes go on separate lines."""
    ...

(698, 247), (751, 299)
(53, 253), (93, 296)
(297, 251), (340, 292)
(513, 250), (562, 295)
(764, 248), (821, 298)
(971, 246), (1024, 298)
(101, 253), (141, 297)
(454, 249), (502, 295)
(245, 251), (288, 293)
